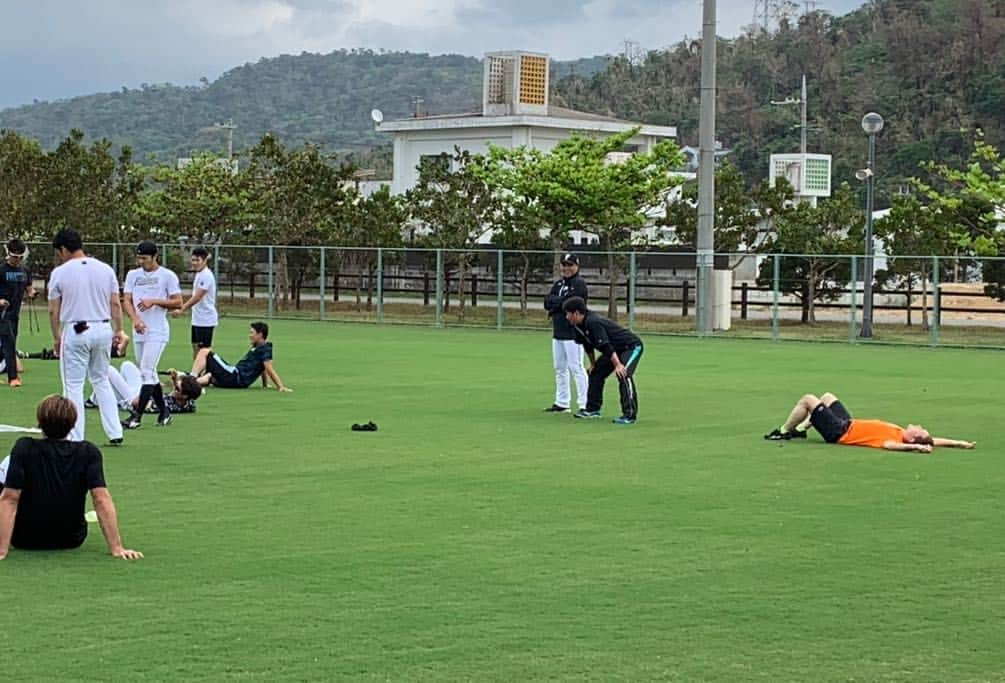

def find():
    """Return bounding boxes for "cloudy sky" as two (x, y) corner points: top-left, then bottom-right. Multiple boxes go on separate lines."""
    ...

(0, 0), (863, 110)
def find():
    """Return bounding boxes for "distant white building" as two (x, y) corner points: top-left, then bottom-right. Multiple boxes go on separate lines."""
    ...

(376, 50), (677, 244)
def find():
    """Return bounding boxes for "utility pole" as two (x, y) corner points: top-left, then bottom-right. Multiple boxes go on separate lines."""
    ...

(697, 0), (717, 334)
(770, 74), (809, 154)
(213, 119), (236, 160)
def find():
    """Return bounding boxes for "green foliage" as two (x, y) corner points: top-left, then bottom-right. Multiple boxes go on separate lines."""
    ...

(663, 161), (795, 252)
(756, 185), (864, 322)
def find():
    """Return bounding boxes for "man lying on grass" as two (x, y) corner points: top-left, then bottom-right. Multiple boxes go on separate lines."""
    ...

(764, 392), (975, 452)
(0, 395), (143, 560)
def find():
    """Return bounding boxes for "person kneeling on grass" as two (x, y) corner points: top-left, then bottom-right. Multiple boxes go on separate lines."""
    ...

(189, 321), (292, 392)
(764, 392), (975, 452)
(0, 395), (143, 560)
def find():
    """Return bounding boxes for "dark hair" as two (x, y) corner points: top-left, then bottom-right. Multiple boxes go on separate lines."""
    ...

(179, 375), (203, 400)
(6, 238), (26, 254)
(914, 434), (934, 446)
(562, 296), (588, 315)
(36, 394), (77, 439)
(251, 321), (269, 339)
(191, 247), (210, 259)
(52, 229), (83, 253)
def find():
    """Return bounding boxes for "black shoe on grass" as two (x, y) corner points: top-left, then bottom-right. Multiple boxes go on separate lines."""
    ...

(764, 428), (790, 440)
(544, 404), (571, 413)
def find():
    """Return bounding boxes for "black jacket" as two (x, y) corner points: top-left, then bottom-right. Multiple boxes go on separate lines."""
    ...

(572, 311), (642, 358)
(543, 273), (588, 340)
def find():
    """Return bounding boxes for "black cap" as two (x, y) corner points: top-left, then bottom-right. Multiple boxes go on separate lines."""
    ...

(137, 240), (158, 256)
(560, 253), (579, 266)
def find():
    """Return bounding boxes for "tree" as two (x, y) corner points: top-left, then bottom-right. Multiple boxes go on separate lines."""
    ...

(757, 185), (863, 323)
(664, 162), (795, 262)
(406, 148), (497, 321)
(915, 132), (1005, 300)
(480, 128), (684, 318)
(343, 185), (408, 310)
(244, 134), (357, 310)
(137, 154), (250, 245)
(0, 131), (47, 238)
(874, 194), (956, 328)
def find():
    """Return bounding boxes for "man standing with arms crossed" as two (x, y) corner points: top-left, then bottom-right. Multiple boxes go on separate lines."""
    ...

(543, 253), (589, 414)
(47, 229), (126, 444)
(0, 239), (36, 387)
(173, 246), (218, 359)
(121, 241), (182, 429)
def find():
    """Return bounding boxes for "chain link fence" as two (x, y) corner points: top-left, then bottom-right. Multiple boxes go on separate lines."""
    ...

(22, 243), (1005, 348)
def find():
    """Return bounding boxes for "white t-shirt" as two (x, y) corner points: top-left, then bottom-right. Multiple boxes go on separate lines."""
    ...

(48, 256), (119, 324)
(124, 266), (181, 342)
(191, 267), (218, 327)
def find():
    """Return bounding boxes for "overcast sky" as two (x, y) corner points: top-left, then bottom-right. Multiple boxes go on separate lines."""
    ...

(0, 0), (864, 110)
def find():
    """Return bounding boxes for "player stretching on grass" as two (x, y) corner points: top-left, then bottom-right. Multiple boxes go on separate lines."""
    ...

(188, 321), (291, 392)
(764, 392), (975, 452)
(562, 296), (643, 425)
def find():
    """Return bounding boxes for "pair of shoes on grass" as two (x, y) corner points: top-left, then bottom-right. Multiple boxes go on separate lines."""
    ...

(351, 421), (378, 432)
(764, 428), (807, 441)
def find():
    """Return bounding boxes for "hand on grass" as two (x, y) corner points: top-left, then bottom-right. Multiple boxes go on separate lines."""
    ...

(112, 548), (144, 560)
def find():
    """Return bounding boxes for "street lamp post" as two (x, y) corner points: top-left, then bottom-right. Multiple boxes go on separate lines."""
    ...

(859, 112), (884, 338)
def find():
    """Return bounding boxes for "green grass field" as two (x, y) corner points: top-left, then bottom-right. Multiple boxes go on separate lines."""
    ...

(2, 319), (1003, 681)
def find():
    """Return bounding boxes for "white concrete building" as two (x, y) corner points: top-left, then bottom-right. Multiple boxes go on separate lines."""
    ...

(377, 51), (677, 204)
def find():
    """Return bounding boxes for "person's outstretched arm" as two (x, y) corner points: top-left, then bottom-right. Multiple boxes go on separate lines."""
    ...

(262, 360), (291, 392)
(932, 437), (976, 449)
(90, 487), (143, 560)
(883, 440), (933, 453)
(0, 487), (20, 560)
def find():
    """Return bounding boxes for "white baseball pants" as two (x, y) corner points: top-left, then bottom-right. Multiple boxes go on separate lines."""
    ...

(552, 338), (588, 410)
(60, 322), (122, 442)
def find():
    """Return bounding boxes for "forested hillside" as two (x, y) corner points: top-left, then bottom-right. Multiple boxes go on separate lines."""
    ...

(2, 0), (1004, 200)
(0, 51), (606, 163)
(553, 0), (1005, 196)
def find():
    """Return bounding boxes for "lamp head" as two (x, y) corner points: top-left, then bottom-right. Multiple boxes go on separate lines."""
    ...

(855, 168), (874, 181)
(861, 112), (884, 135)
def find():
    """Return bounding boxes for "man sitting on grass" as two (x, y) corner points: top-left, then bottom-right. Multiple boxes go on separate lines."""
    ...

(0, 395), (143, 560)
(188, 321), (292, 392)
(764, 392), (975, 452)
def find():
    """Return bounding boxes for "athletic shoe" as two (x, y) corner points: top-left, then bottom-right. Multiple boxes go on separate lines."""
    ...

(122, 414), (142, 430)
(764, 428), (791, 440)
(544, 404), (571, 413)
(788, 429), (807, 439)
(8, 378), (21, 388)
(613, 416), (637, 425)
(84, 398), (97, 409)
(574, 409), (602, 419)
(108, 438), (123, 446)
(156, 412), (173, 427)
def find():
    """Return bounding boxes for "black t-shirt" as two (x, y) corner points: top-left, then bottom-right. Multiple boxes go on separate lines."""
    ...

(0, 263), (31, 319)
(236, 341), (273, 386)
(3, 437), (106, 550)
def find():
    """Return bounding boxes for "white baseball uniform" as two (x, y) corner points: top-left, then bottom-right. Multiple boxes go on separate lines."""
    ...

(191, 267), (218, 328)
(124, 265), (181, 385)
(48, 255), (123, 442)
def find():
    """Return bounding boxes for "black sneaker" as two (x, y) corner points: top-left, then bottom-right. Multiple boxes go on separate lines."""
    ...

(84, 398), (97, 409)
(122, 413), (142, 430)
(574, 409), (602, 419)
(156, 412), (172, 427)
(764, 428), (791, 441)
(108, 438), (123, 446)
(544, 404), (571, 413)
(788, 429), (807, 439)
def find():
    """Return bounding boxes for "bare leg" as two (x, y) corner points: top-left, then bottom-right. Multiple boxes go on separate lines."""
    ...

(783, 394), (821, 432)
(191, 344), (200, 360)
(190, 347), (213, 375)
(796, 392), (838, 431)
